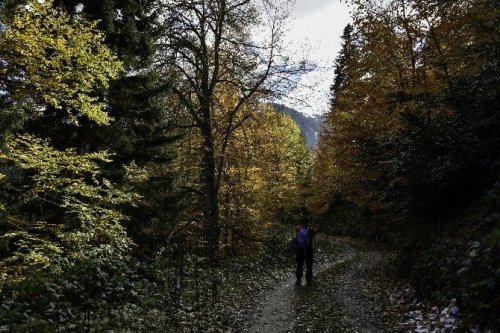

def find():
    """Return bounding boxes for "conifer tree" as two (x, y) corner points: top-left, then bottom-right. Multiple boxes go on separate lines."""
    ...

(331, 23), (355, 108)
(53, 0), (180, 252)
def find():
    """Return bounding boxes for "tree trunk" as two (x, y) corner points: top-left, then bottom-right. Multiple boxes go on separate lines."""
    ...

(200, 107), (221, 264)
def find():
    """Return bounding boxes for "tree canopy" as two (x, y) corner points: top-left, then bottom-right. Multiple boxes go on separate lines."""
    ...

(0, 0), (498, 330)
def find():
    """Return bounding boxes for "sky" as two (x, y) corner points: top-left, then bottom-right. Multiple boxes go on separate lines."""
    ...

(279, 0), (352, 116)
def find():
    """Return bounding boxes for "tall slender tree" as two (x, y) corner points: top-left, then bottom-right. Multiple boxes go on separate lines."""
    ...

(158, 0), (303, 262)
(330, 23), (355, 108)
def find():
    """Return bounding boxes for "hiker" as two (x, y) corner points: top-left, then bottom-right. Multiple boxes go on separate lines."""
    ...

(293, 214), (316, 286)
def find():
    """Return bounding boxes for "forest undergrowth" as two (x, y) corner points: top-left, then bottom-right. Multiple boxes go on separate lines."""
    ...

(131, 236), (342, 332)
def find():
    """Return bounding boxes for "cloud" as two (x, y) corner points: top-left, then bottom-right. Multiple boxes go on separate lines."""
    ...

(280, 0), (351, 115)
(280, 69), (334, 116)
(294, 0), (337, 16)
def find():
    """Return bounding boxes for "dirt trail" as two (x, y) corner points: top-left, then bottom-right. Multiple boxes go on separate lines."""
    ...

(244, 236), (413, 333)
(246, 254), (356, 333)
(245, 272), (296, 333)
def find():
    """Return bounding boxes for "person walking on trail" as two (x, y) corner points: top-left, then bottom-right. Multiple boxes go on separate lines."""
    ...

(294, 215), (316, 286)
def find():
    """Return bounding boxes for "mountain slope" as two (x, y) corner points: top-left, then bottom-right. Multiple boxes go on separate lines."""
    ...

(273, 104), (323, 149)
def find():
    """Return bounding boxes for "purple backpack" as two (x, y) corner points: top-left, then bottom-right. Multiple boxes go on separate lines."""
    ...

(292, 227), (309, 255)
(296, 227), (310, 251)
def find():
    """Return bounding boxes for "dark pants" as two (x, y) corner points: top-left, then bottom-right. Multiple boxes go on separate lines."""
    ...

(296, 248), (314, 282)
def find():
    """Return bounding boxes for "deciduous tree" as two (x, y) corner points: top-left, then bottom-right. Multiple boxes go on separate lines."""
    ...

(158, 0), (304, 262)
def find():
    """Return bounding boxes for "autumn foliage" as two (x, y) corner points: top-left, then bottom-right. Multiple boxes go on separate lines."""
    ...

(313, 0), (499, 326)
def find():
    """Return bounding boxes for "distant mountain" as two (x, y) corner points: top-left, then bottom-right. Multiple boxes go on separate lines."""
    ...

(273, 104), (323, 149)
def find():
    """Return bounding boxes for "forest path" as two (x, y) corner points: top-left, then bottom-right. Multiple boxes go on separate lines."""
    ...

(244, 236), (415, 333)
